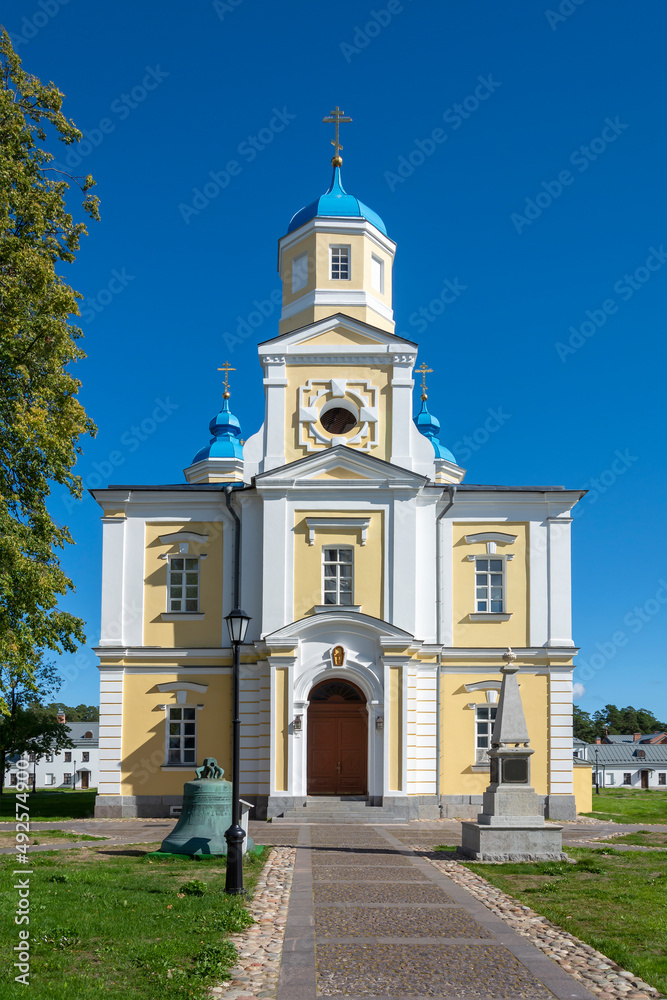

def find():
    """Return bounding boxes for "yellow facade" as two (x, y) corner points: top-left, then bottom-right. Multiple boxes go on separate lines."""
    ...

(293, 510), (384, 619)
(120, 671), (232, 795)
(279, 230), (395, 335)
(573, 760), (593, 813)
(440, 671), (549, 797)
(286, 363), (392, 463)
(143, 521), (223, 648)
(274, 668), (289, 792)
(452, 522), (529, 648)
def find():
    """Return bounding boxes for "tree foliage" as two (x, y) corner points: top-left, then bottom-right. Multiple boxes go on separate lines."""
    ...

(0, 30), (99, 706)
(573, 703), (667, 741)
(30, 701), (99, 722)
(0, 659), (75, 792)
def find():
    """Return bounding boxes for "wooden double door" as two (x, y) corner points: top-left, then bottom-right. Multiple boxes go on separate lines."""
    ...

(307, 680), (368, 796)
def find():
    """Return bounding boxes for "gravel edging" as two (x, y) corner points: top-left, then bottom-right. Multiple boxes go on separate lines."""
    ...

(412, 848), (663, 1000)
(209, 846), (296, 1000)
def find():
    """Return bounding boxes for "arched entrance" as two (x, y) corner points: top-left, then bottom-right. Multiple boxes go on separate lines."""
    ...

(307, 679), (368, 795)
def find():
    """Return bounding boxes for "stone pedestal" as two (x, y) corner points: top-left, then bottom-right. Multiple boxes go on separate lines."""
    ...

(459, 656), (566, 862)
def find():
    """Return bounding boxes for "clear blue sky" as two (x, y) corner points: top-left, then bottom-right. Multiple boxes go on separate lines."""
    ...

(7, 0), (666, 720)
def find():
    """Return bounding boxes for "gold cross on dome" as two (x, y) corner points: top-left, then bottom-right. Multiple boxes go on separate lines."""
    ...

(322, 106), (352, 166)
(416, 362), (433, 400)
(217, 361), (236, 399)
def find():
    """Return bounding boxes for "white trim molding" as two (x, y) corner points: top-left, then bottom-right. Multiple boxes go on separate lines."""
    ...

(468, 612), (512, 622)
(305, 516), (371, 546)
(158, 531), (209, 544)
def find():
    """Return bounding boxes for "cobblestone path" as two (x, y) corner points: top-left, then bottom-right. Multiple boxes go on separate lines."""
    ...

(277, 823), (599, 1000)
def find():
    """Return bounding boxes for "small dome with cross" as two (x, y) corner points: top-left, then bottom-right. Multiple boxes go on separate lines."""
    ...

(288, 165), (387, 235)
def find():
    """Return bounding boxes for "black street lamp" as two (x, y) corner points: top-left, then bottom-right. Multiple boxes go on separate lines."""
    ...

(594, 746), (600, 795)
(224, 607), (251, 895)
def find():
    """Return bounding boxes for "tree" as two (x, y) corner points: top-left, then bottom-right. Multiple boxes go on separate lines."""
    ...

(0, 30), (99, 710)
(585, 704), (667, 741)
(0, 660), (75, 792)
(31, 702), (99, 722)
(573, 705), (595, 742)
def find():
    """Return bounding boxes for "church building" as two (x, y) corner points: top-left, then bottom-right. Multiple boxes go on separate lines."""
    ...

(92, 114), (589, 821)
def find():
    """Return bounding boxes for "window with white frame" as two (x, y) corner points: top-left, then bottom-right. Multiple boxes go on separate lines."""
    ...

(659, 773), (666, 785)
(292, 252), (308, 293)
(63, 773), (72, 786)
(82, 752), (89, 763)
(330, 245), (350, 280)
(322, 547), (353, 606)
(46, 754), (53, 763)
(167, 706), (197, 764)
(623, 772), (631, 784)
(64, 752), (72, 762)
(10, 774), (17, 786)
(606, 772), (615, 785)
(45, 774), (55, 786)
(475, 705), (498, 764)
(475, 557), (504, 613)
(169, 557), (200, 612)
(371, 253), (384, 293)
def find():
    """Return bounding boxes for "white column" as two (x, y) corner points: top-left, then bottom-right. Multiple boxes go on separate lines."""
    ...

(262, 357), (287, 472)
(414, 500), (437, 642)
(413, 664), (438, 794)
(261, 496), (289, 634)
(437, 516), (453, 646)
(548, 669), (574, 794)
(98, 667), (124, 795)
(528, 520), (548, 647)
(123, 516), (145, 647)
(547, 517), (574, 647)
(389, 357), (414, 468)
(99, 517), (126, 646)
(391, 496), (417, 635)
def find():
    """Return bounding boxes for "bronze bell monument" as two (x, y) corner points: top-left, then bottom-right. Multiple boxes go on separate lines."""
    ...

(159, 757), (254, 856)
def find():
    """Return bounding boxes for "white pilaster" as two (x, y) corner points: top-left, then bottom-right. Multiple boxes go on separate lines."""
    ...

(261, 496), (289, 634)
(389, 358), (414, 468)
(262, 357), (287, 472)
(437, 516), (454, 646)
(123, 516), (145, 647)
(529, 520), (549, 647)
(391, 497), (417, 635)
(548, 670), (574, 793)
(98, 667), (124, 795)
(547, 517), (574, 647)
(99, 517), (126, 646)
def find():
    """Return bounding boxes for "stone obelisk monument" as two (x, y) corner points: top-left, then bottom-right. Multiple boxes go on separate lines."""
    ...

(460, 650), (566, 861)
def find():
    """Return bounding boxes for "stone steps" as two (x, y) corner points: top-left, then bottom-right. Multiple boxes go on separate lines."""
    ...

(273, 796), (408, 823)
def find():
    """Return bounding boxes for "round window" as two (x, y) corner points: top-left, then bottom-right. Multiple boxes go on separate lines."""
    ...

(320, 406), (356, 434)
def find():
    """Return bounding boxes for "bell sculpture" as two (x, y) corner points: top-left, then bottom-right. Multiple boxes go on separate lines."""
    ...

(159, 757), (254, 856)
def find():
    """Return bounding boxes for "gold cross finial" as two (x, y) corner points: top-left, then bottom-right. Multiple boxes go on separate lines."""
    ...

(416, 362), (433, 401)
(217, 361), (236, 399)
(322, 106), (352, 167)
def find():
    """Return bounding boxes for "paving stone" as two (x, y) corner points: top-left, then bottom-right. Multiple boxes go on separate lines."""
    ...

(313, 881), (452, 905)
(316, 942), (554, 997)
(314, 904), (493, 939)
(311, 864), (431, 882)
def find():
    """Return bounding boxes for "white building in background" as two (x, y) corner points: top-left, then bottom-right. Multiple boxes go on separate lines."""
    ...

(575, 733), (667, 789)
(5, 720), (99, 790)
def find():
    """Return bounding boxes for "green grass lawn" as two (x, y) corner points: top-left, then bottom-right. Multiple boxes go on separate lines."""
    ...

(581, 787), (667, 824)
(0, 790), (97, 821)
(0, 840), (269, 999)
(598, 830), (667, 847)
(467, 847), (667, 995)
(0, 829), (107, 848)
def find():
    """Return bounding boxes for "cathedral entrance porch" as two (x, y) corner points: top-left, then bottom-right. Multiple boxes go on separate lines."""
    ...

(307, 679), (368, 796)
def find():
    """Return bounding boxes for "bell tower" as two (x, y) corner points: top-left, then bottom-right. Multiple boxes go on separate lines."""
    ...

(276, 108), (396, 336)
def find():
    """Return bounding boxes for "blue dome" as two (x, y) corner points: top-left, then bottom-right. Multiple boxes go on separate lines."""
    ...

(414, 398), (456, 464)
(288, 166), (387, 235)
(192, 397), (244, 463)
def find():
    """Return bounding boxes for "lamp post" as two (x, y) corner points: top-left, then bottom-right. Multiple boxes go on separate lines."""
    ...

(224, 607), (251, 895)
(594, 746), (600, 795)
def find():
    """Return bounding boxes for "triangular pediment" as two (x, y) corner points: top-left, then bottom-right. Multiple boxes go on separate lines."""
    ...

(255, 446), (429, 489)
(312, 465), (369, 481)
(258, 313), (417, 359)
(297, 328), (380, 347)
